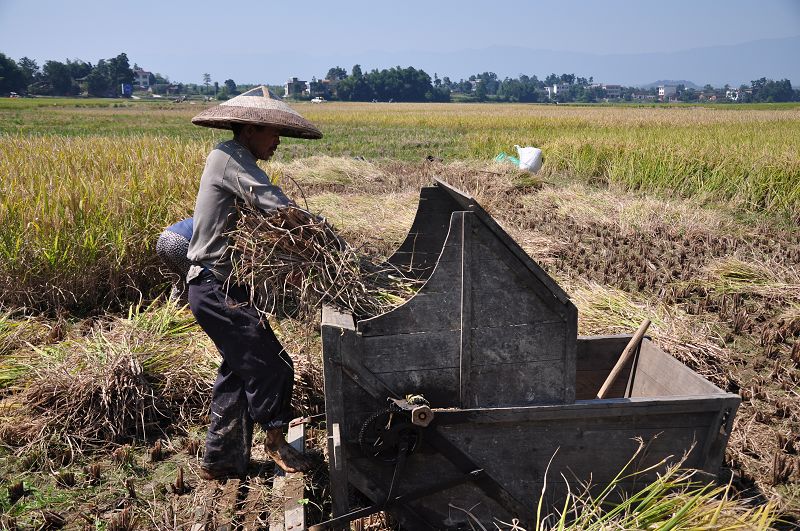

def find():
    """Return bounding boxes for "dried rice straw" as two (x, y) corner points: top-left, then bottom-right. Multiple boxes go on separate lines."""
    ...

(230, 205), (421, 321)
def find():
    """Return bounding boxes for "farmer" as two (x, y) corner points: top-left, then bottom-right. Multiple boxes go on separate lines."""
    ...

(187, 86), (323, 480)
(155, 218), (193, 303)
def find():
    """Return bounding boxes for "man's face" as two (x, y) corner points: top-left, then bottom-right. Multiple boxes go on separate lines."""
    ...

(245, 126), (281, 160)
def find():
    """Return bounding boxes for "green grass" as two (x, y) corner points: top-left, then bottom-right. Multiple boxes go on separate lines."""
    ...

(2, 100), (798, 216)
(0, 100), (798, 312)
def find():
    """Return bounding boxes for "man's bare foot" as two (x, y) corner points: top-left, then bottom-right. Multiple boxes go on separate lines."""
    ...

(264, 428), (313, 473)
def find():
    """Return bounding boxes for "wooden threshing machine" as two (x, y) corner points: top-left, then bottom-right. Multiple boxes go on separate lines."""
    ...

(315, 179), (739, 529)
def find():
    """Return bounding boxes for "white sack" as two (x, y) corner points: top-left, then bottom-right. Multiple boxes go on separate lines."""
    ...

(514, 145), (543, 173)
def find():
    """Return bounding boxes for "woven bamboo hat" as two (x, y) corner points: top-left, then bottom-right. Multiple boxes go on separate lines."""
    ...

(191, 86), (322, 139)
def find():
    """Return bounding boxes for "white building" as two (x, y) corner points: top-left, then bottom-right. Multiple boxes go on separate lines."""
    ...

(725, 89), (740, 101)
(134, 69), (152, 88)
(658, 85), (677, 100)
(546, 83), (571, 99)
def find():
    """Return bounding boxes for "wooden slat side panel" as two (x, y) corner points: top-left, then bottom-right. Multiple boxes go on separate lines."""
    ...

(563, 302), (578, 403)
(466, 218), (575, 406)
(472, 249), (567, 321)
(361, 329), (460, 373)
(434, 178), (573, 306)
(470, 322), (567, 365)
(575, 335), (634, 400)
(633, 340), (724, 397)
(387, 186), (463, 278)
(358, 212), (464, 337)
(344, 398), (730, 529)
(459, 212), (474, 409)
(436, 411), (720, 508)
(468, 360), (569, 407)
(359, 292), (461, 336)
(321, 323), (351, 517)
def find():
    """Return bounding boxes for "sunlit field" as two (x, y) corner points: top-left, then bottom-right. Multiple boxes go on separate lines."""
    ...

(0, 99), (798, 528)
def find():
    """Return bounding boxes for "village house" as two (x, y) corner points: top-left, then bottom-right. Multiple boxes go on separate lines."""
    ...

(134, 68), (152, 89)
(725, 88), (740, 101)
(602, 84), (622, 99)
(284, 77), (308, 98)
(658, 84), (677, 101)
(545, 82), (571, 99)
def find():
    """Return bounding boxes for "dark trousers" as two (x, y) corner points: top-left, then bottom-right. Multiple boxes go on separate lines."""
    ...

(188, 271), (294, 474)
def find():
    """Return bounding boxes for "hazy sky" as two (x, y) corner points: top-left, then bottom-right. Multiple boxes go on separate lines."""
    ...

(1, 0), (798, 85)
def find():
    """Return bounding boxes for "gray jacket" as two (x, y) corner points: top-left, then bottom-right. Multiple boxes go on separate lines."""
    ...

(187, 139), (290, 281)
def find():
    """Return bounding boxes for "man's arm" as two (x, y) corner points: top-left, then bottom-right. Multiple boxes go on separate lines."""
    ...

(223, 157), (292, 212)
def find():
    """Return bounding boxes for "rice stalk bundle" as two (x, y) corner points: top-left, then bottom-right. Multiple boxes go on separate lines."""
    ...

(230, 205), (421, 320)
(0, 302), (216, 452)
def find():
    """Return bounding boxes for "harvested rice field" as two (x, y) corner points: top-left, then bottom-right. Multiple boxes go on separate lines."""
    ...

(0, 99), (798, 529)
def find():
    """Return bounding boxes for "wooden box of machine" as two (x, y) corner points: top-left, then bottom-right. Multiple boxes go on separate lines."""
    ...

(317, 179), (739, 530)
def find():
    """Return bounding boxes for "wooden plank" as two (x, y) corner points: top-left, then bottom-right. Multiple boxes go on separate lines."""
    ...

(357, 292), (461, 336)
(321, 305), (355, 330)
(699, 397), (740, 473)
(433, 178), (574, 307)
(358, 215), (464, 336)
(387, 186), (464, 278)
(459, 212), (473, 409)
(473, 286), (560, 327)
(269, 422), (306, 531)
(470, 322), (567, 364)
(284, 422), (306, 531)
(467, 360), (569, 407)
(633, 341), (724, 397)
(562, 302), (578, 403)
(472, 251), (568, 321)
(435, 419), (716, 504)
(340, 339), (400, 400)
(576, 369), (631, 400)
(576, 335), (633, 367)
(321, 323), (351, 518)
(576, 335), (634, 400)
(360, 330), (460, 373)
(431, 395), (738, 425)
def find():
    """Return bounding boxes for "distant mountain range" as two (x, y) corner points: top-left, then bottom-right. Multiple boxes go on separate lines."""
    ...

(146, 35), (800, 87)
(640, 80), (702, 90)
(340, 35), (800, 88)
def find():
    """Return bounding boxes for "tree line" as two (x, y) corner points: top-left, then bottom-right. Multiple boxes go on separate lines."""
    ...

(1, 51), (798, 104)
(0, 52), (138, 97)
(0, 51), (226, 98)
(297, 66), (800, 104)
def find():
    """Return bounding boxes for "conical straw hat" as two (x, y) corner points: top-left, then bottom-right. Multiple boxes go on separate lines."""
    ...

(191, 86), (322, 139)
